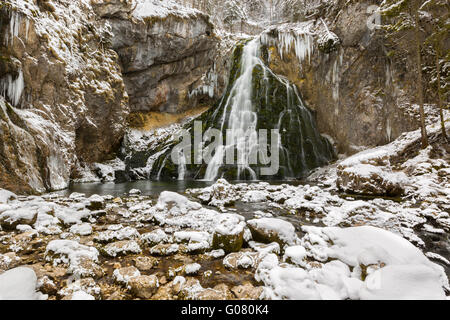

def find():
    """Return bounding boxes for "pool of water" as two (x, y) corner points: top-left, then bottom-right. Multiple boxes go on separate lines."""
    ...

(58, 180), (305, 198)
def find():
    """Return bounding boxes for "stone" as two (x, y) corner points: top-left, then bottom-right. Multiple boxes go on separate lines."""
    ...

(86, 195), (105, 211)
(0, 208), (38, 230)
(150, 244), (179, 256)
(247, 218), (297, 248)
(102, 240), (142, 257)
(337, 164), (406, 196)
(223, 251), (260, 270)
(128, 275), (159, 299)
(212, 214), (246, 253)
(231, 282), (263, 300)
(134, 256), (159, 271)
(113, 266), (141, 285)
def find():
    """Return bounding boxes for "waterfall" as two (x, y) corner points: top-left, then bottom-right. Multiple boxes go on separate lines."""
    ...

(150, 37), (335, 181)
(204, 39), (261, 181)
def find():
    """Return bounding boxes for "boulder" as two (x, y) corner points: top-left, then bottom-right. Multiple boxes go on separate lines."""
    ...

(212, 214), (246, 253)
(128, 275), (159, 299)
(247, 218), (297, 248)
(337, 164), (406, 196)
(0, 208), (38, 230)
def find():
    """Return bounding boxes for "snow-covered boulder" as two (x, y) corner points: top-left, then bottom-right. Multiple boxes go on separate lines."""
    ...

(0, 267), (46, 300)
(0, 189), (17, 204)
(247, 218), (298, 248)
(102, 240), (142, 257)
(0, 207), (38, 230)
(113, 266), (141, 286)
(256, 226), (448, 300)
(212, 214), (246, 253)
(337, 163), (407, 196)
(128, 275), (159, 299)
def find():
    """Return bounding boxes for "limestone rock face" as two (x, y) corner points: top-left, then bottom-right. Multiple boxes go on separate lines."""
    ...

(261, 1), (427, 155)
(105, 8), (227, 114)
(0, 0), (129, 193)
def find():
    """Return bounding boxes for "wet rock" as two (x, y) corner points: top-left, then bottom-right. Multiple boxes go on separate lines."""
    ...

(337, 164), (406, 196)
(70, 256), (104, 279)
(212, 214), (246, 253)
(113, 266), (141, 285)
(0, 208), (38, 230)
(91, 0), (134, 19)
(247, 218), (297, 248)
(150, 244), (179, 256)
(231, 282), (263, 300)
(196, 284), (234, 300)
(59, 278), (101, 300)
(37, 276), (58, 296)
(102, 240), (142, 257)
(86, 195), (105, 211)
(94, 225), (140, 243)
(0, 252), (21, 272)
(134, 256), (159, 271)
(141, 229), (170, 247)
(223, 251), (259, 270)
(128, 275), (159, 299)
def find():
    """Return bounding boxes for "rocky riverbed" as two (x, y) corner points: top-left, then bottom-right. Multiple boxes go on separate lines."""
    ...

(0, 121), (449, 300)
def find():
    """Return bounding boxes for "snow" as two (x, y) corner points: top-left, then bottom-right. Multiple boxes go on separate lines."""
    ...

(214, 214), (246, 236)
(133, 0), (201, 19)
(0, 207), (37, 225)
(359, 264), (446, 300)
(283, 245), (307, 266)
(0, 267), (46, 300)
(70, 223), (93, 236)
(0, 189), (17, 204)
(95, 225), (140, 243)
(247, 218), (298, 246)
(70, 291), (95, 300)
(45, 240), (99, 267)
(142, 229), (170, 245)
(185, 263), (201, 275)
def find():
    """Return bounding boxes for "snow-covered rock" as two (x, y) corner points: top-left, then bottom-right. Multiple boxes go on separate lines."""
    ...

(247, 218), (298, 248)
(337, 163), (407, 196)
(0, 267), (46, 300)
(0, 207), (38, 230)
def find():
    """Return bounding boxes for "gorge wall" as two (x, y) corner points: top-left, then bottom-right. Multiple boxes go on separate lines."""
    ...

(0, 0), (227, 193)
(0, 0), (444, 193)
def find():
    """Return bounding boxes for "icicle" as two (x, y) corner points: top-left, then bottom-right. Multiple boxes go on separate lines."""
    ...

(0, 69), (24, 107)
(5, 11), (21, 46)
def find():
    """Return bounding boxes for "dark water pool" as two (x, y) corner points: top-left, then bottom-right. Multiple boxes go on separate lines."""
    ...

(57, 180), (305, 198)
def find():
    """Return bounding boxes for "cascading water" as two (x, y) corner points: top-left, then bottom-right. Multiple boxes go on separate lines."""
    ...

(149, 37), (335, 181)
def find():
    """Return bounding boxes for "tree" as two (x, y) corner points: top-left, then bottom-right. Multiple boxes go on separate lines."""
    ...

(382, 0), (429, 148)
(423, 0), (449, 141)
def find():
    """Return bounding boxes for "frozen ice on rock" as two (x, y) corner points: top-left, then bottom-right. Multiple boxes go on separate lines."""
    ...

(102, 240), (142, 257)
(152, 192), (220, 233)
(95, 225), (140, 243)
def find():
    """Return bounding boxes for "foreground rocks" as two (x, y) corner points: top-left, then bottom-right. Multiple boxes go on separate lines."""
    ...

(0, 126), (448, 300)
